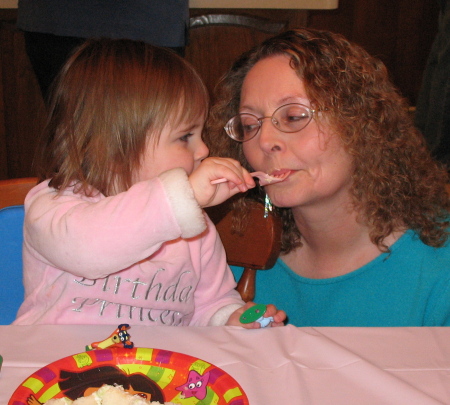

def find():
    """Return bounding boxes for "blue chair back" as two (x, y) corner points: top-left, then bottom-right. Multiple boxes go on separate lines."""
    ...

(0, 205), (25, 324)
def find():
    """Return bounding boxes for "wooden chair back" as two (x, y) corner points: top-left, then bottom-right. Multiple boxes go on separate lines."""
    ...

(213, 200), (282, 302)
(0, 177), (38, 209)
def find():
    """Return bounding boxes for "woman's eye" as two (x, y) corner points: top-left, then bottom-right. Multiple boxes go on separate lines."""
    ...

(285, 113), (308, 122)
(242, 124), (259, 133)
(282, 106), (310, 123)
(240, 118), (259, 134)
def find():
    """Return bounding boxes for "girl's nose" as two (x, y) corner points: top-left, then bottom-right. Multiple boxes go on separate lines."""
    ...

(195, 139), (209, 161)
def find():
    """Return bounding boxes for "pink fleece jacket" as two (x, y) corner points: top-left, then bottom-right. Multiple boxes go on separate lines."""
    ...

(14, 168), (244, 326)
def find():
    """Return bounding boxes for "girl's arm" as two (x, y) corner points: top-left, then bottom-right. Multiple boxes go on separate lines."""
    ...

(24, 169), (206, 279)
(186, 216), (245, 326)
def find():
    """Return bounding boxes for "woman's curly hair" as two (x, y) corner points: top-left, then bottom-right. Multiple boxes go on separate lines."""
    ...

(207, 28), (450, 253)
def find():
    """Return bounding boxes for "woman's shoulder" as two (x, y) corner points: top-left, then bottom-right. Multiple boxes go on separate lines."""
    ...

(396, 228), (450, 260)
(272, 230), (450, 283)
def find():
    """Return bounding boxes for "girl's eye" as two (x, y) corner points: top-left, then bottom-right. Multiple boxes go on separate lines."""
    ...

(179, 133), (193, 143)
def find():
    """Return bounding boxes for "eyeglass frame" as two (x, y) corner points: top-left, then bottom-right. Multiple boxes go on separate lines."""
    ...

(224, 102), (318, 142)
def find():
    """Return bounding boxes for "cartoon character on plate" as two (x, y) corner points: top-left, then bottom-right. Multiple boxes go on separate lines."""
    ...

(85, 324), (134, 351)
(175, 370), (210, 400)
(25, 366), (164, 404)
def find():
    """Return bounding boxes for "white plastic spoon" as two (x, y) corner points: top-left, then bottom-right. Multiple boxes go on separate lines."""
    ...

(211, 171), (289, 186)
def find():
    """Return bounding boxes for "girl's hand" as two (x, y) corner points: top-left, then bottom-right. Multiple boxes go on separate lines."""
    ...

(188, 157), (255, 207)
(226, 302), (286, 328)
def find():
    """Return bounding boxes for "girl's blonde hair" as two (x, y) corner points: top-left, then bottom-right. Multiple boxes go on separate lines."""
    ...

(36, 38), (209, 196)
(208, 28), (449, 251)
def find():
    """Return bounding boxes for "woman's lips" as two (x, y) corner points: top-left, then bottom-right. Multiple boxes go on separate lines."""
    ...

(269, 169), (292, 179)
(256, 169), (291, 185)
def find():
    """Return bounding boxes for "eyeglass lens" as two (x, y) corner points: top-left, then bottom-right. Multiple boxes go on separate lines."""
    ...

(227, 103), (313, 142)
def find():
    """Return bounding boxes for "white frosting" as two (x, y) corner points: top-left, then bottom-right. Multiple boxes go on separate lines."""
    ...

(43, 385), (176, 405)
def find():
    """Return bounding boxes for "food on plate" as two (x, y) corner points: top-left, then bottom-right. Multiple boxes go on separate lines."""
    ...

(43, 384), (176, 405)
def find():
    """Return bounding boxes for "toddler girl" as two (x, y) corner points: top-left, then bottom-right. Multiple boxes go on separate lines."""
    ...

(14, 38), (285, 327)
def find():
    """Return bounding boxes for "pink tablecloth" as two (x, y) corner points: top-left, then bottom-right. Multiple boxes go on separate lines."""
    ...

(1, 325), (450, 404)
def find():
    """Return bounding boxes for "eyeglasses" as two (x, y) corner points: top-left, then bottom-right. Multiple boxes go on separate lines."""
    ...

(224, 103), (316, 142)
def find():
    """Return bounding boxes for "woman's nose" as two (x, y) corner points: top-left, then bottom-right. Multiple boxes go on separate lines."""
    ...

(258, 120), (284, 153)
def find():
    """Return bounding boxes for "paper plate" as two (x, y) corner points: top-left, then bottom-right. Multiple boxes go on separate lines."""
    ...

(9, 347), (249, 405)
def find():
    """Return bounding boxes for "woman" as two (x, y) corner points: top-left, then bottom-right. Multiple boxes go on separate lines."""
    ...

(207, 28), (450, 326)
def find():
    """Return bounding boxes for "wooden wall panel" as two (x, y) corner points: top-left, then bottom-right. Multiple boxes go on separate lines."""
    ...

(308, 0), (440, 105)
(0, 1), (441, 179)
(0, 24), (6, 179)
(0, 11), (46, 179)
(186, 9), (307, 96)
